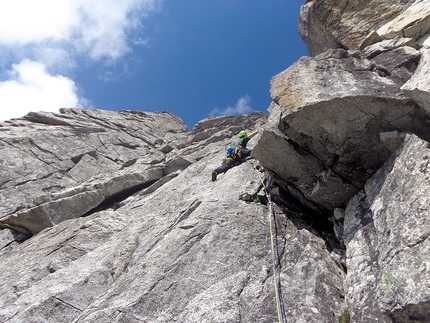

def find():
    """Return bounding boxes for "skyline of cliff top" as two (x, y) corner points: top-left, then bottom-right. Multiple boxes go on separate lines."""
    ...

(0, 0), (308, 129)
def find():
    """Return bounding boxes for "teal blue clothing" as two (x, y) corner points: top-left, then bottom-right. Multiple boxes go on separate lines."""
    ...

(237, 136), (250, 148)
(236, 136), (252, 159)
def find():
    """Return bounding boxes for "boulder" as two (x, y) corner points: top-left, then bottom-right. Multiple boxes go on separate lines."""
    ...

(363, 39), (421, 85)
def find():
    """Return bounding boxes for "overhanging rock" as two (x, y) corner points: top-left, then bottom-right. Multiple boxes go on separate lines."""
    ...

(252, 129), (357, 212)
(299, 0), (419, 56)
(254, 48), (430, 211)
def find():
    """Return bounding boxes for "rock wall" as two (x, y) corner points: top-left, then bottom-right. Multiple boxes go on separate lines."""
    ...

(299, 0), (428, 56)
(0, 108), (347, 323)
(344, 133), (430, 323)
(252, 0), (430, 322)
(1, 1), (430, 322)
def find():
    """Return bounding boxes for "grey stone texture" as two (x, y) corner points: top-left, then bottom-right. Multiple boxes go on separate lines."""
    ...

(2, 0), (430, 322)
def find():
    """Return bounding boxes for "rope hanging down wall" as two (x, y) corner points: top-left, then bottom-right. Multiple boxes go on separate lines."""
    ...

(251, 160), (287, 323)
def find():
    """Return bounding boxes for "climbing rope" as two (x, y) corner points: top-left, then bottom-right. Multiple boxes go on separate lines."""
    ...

(251, 160), (287, 323)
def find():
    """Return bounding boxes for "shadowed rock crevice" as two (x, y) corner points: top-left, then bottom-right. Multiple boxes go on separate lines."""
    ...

(82, 179), (160, 216)
(276, 191), (343, 257)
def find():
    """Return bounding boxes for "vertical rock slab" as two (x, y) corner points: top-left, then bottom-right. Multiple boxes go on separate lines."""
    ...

(0, 157), (333, 323)
(344, 133), (430, 322)
(343, 193), (393, 323)
(276, 208), (347, 323)
(402, 48), (430, 113)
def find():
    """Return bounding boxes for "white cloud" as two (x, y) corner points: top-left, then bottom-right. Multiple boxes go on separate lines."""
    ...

(0, 0), (163, 61)
(0, 1), (78, 45)
(0, 0), (163, 121)
(0, 60), (89, 121)
(210, 95), (253, 117)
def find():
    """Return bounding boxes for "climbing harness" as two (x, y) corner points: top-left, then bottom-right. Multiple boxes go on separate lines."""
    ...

(251, 160), (287, 323)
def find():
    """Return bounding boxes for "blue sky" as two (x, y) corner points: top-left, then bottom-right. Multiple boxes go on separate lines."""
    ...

(0, 0), (308, 130)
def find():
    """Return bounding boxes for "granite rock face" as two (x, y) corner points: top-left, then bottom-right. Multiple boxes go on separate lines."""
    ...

(0, 109), (347, 323)
(299, 0), (428, 56)
(251, 0), (430, 321)
(344, 134), (430, 323)
(253, 47), (430, 212)
(0, 108), (189, 234)
(402, 48), (430, 113)
(1, 0), (430, 322)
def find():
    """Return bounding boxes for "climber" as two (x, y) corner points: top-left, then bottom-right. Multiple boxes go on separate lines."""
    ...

(211, 146), (242, 181)
(235, 130), (258, 159)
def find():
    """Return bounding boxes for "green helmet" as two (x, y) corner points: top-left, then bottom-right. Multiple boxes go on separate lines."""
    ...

(239, 130), (247, 138)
